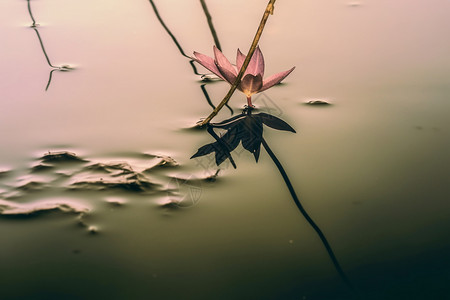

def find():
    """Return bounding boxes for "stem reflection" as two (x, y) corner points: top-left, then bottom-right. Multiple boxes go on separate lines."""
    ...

(191, 108), (355, 291)
(26, 0), (73, 91)
(148, 0), (233, 115)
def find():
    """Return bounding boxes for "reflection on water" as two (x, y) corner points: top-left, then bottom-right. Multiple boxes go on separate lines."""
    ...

(26, 0), (74, 90)
(1, 0), (450, 299)
(0, 151), (190, 218)
(149, 0), (233, 114)
(192, 107), (356, 290)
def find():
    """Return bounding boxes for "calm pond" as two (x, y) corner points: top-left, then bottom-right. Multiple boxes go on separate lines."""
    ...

(1, 0), (449, 299)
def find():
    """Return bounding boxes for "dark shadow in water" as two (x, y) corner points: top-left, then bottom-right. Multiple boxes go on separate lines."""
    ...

(26, 0), (37, 27)
(201, 84), (215, 110)
(27, 0), (73, 91)
(148, 0), (233, 115)
(40, 151), (88, 163)
(0, 151), (185, 223)
(191, 107), (355, 292)
(191, 108), (296, 168)
(147, 0), (200, 75)
(199, 0), (222, 51)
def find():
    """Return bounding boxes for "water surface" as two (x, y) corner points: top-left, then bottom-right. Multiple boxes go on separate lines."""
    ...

(1, 1), (450, 299)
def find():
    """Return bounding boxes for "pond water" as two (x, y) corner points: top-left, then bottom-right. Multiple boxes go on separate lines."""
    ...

(1, 0), (450, 299)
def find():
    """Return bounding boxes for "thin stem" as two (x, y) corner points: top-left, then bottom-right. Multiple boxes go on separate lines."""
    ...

(27, 0), (37, 27)
(206, 125), (237, 168)
(45, 69), (56, 91)
(261, 137), (354, 290)
(148, 0), (201, 75)
(201, 84), (216, 110)
(202, 84), (234, 115)
(199, 0), (222, 51)
(225, 103), (234, 115)
(199, 0), (277, 126)
(246, 95), (254, 108)
(33, 28), (57, 68)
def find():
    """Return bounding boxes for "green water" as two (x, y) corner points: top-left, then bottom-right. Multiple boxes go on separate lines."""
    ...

(1, 0), (449, 299)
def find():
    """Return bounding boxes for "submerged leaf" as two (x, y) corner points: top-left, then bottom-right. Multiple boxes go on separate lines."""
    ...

(191, 110), (295, 168)
(256, 113), (296, 133)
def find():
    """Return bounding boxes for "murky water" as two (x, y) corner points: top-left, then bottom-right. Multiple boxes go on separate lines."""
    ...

(1, 0), (450, 299)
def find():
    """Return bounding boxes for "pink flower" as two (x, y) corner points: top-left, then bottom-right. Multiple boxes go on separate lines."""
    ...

(193, 46), (295, 107)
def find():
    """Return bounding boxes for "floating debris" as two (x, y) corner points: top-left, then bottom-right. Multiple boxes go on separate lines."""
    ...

(41, 151), (87, 163)
(58, 65), (74, 72)
(1, 151), (203, 222)
(304, 99), (331, 106)
(347, 1), (362, 7)
(30, 163), (54, 173)
(88, 225), (99, 234)
(155, 156), (179, 168)
(16, 181), (47, 192)
(83, 162), (134, 175)
(0, 198), (89, 216)
(104, 197), (127, 206)
(204, 169), (221, 182)
(144, 155), (179, 171)
(159, 201), (182, 210)
(200, 74), (221, 82)
(70, 178), (159, 193)
(0, 168), (12, 178)
(70, 161), (161, 193)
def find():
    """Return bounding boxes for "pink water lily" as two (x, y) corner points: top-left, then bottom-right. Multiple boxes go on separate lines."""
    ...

(193, 46), (295, 107)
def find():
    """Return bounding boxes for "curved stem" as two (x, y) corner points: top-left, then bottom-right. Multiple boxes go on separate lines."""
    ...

(261, 137), (354, 290)
(148, 0), (201, 75)
(201, 84), (215, 110)
(199, 0), (277, 126)
(45, 69), (56, 91)
(27, 0), (37, 27)
(200, 0), (222, 51)
(33, 28), (57, 68)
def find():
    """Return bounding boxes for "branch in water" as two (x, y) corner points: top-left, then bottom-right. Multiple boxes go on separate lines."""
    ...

(261, 137), (354, 291)
(199, 0), (222, 51)
(199, 0), (277, 126)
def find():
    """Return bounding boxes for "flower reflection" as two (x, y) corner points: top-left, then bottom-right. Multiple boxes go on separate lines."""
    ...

(193, 46), (295, 107)
(191, 108), (295, 168)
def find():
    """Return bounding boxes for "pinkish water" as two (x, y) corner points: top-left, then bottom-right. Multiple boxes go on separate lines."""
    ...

(1, 1), (449, 299)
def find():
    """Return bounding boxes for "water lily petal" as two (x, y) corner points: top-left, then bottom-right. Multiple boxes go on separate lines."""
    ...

(245, 46), (265, 77)
(260, 66), (295, 93)
(239, 74), (263, 95)
(213, 46), (237, 84)
(236, 49), (246, 71)
(192, 51), (226, 81)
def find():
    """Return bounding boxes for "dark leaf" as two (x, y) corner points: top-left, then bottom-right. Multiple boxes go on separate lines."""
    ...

(220, 126), (241, 151)
(257, 113), (296, 133)
(190, 143), (216, 159)
(191, 141), (236, 168)
(241, 117), (263, 153)
(213, 143), (230, 166)
(191, 109), (295, 168)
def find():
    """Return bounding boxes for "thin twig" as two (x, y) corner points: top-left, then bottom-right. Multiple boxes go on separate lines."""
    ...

(201, 84), (216, 110)
(149, 0), (234, 115)
(207, 125), (237, 168)
(33, 28), (57, 68)
(27, 0), (37, 27)
(45, 69), (57, 91)
(198, 0), (276, 126)
(261, 137), (354, 290)
(148, 0), (201, 75)
(199, 0), (222, 51)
